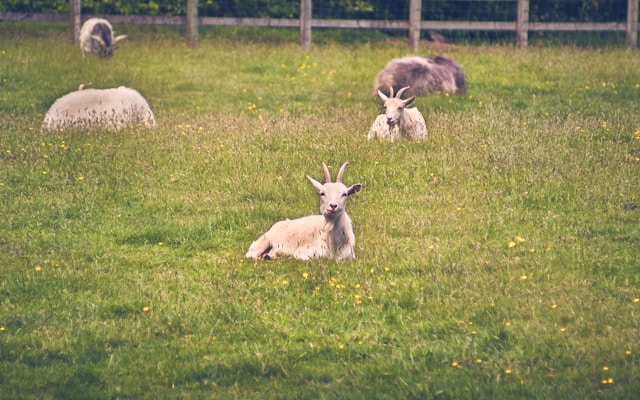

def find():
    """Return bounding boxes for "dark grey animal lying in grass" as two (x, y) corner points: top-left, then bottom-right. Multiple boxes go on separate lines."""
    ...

(373, 55), (467, 98)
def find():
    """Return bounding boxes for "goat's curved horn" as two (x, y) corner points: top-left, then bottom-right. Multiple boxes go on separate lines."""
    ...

(396, 86), (411, 98)
(90, 34), (107, 49)
(322, 162), (332, 183)
(388, 86), (394, 98)
(112, 35), (128, 46)
(336, 162), (349, 183)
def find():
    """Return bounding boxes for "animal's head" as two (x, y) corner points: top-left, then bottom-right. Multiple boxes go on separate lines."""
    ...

(90, 24), (127, 57)
(377, 86), (416, 127)
(92, 35), (128, 57)
(307, 162), (362, 220)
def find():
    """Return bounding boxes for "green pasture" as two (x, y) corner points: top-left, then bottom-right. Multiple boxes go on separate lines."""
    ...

(1, 22), (639, 399)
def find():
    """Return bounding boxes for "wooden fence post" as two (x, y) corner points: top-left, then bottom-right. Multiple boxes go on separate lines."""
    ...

(300, 0), (312, 50)
(516, 0), (529, 48)
(70, 0), (81, 45)
(408, 0), (421, 52)
(187, 0), (198, 47)
(627, 0), (638, 49)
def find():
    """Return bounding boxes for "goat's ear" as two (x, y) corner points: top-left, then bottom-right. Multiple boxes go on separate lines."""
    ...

(404, 96), (416, 107)
(307, 175), (324, 193)
(377, 90), (388, 102)
(348, 183), (362, 196)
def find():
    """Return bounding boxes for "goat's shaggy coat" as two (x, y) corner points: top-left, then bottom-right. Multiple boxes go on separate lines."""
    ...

(368, 86), (427, 141)
(246, 162), (362, 261)
(79, 18), (127, 59)
(373, 55), (466, 98)
(42, 86), (156, 131)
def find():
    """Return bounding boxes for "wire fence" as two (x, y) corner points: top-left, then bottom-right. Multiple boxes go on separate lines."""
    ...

(1, 0), (638, 49)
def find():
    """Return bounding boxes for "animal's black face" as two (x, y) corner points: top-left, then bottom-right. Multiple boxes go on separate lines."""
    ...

(91, 23), (114, 57)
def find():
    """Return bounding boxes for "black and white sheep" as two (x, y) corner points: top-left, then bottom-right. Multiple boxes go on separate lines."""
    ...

(373, 55), (467, 98)
(42, 86), (156, 131)
(246, 162), (362, 261)
(79, 18), (127, 59)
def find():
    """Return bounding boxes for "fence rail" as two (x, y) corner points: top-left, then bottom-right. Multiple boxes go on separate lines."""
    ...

(1, 0), (638, 49)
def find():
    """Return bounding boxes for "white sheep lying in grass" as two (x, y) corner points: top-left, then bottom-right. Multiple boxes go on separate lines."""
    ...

(80, 18), (127, 59)
(374, 55), (467, 98)
(42, 85), (156, 131)
(368, 86), (427, 141)
(246, 162), (362, 261)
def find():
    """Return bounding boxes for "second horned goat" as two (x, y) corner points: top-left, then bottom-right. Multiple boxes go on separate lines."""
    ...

(367, 86), (428, 142)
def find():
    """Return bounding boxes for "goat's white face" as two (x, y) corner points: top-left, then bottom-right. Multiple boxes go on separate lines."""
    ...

(378, 89), (416, 127)
(308, 178), (361, 220)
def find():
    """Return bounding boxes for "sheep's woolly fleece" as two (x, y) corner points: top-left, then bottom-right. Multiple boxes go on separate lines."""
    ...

(42, 86), (156, 131)
(373, 55), (467, 98)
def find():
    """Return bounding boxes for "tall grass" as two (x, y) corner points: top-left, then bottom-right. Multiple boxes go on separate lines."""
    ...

(1, 22), (639, 399)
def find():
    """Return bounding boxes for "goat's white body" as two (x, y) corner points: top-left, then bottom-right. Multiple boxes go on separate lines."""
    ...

(368, 107), (427, 141)
(368, 86), (428, 142)
(42, 87), (156, 131)
(246, 162), (361, 261)
(246, 213), (356, 260)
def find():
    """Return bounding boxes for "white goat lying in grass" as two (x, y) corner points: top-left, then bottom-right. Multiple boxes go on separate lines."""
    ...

(368, 86), (428, 141)
(42, 85), (156, 131)
(246, 162), (362, 261)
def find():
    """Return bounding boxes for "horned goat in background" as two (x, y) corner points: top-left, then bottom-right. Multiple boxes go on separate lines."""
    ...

(246, 162), (362, 261)
(373, 56), (467, 98)
(368, 86), (427, 141)
(79, 18), (127, 59)
(42, 86), (156, 131)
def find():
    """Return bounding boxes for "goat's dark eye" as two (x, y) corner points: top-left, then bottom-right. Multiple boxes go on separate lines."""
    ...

(320, 192), (325, 197)
(342, 193), (347, 197)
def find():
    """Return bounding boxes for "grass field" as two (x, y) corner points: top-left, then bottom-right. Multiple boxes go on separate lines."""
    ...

(1, 22), (639, 399)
